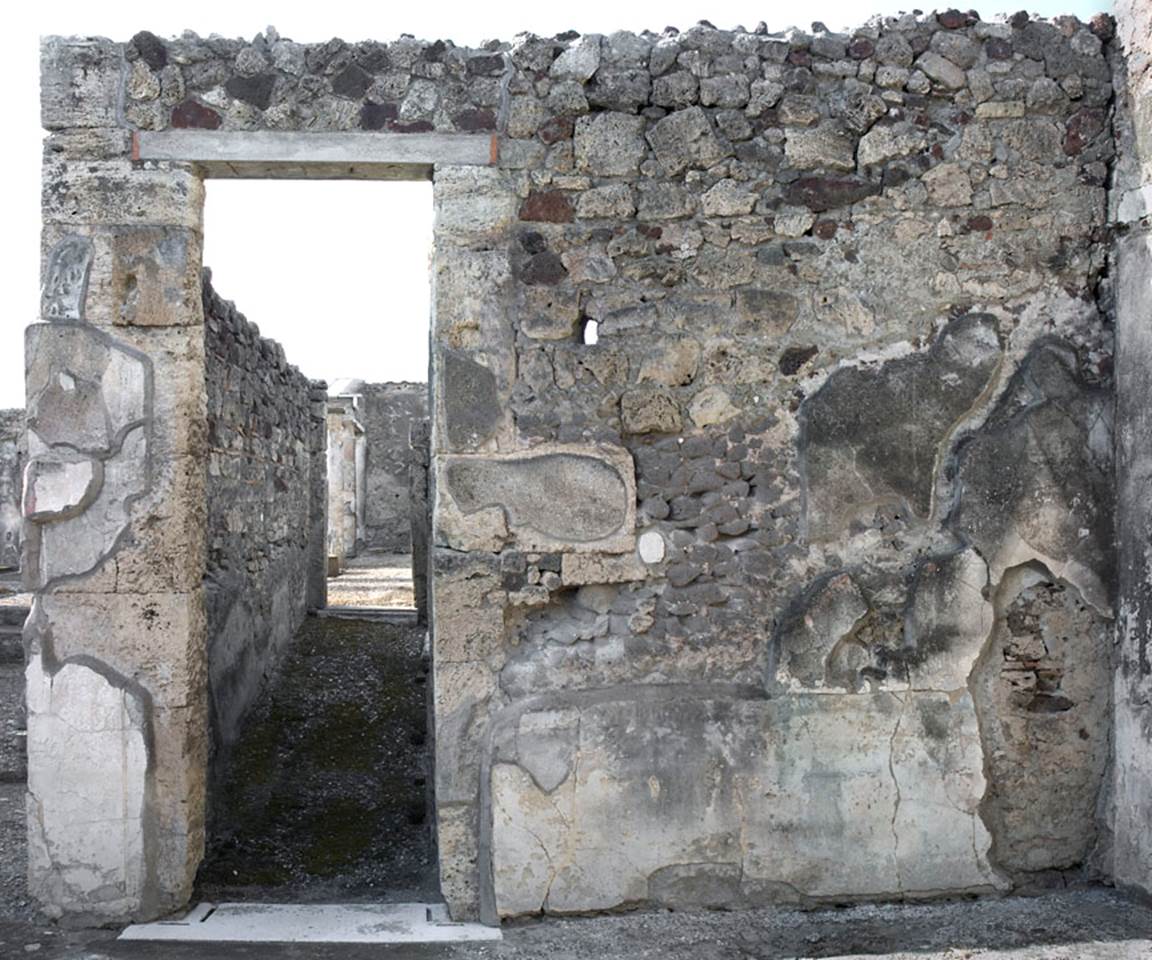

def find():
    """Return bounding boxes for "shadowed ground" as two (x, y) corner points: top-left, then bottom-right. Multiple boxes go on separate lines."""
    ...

(3, 877), (1152, 959)
(195, 615), (436, 903)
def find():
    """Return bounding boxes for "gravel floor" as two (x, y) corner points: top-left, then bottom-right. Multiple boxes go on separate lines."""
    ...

(326, 553), (415, 609)
(196, 615), (436, 904)
(2, 882), (1152, 959)
(0, 784), (30, 925)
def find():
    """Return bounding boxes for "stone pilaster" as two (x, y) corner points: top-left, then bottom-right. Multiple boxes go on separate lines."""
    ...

(1112, 0), (1152, 900)
(28, 40), (207, 921)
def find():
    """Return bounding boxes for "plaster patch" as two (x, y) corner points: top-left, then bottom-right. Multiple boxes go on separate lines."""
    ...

(26, 654), (149, 920)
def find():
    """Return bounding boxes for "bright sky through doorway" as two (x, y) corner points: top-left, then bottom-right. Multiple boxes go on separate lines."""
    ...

(203, 180), (433, 387)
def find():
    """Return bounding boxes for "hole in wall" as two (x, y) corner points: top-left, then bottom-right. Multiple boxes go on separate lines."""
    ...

(581, 318), (600, 345)
(119, 273), (139, 324)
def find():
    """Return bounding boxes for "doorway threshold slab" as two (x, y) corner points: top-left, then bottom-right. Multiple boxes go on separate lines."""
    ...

(119, 902), (502, 943)
(317, 605), (418, 622)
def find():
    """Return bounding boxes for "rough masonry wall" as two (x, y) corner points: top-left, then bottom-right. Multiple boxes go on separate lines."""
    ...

(203, 271), (326, 767)
(40, 8), (1122, 924)
(0, 411), (24, 571)
(423, 13), (1113, 918)
(1112, 0), (1152, 899)
(362, 382), (428, 553)
(326, 397), (363, 566)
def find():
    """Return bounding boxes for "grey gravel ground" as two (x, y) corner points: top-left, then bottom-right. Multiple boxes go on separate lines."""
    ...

(0, 784), (31, 926)
(2, 883), (1152, 959)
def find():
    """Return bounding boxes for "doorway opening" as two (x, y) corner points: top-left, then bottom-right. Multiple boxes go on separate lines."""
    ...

(323, 377), (430, 617)
(193, 178), (437, 905)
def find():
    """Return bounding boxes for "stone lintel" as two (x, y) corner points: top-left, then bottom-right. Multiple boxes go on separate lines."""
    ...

(134, 131), (495, 179)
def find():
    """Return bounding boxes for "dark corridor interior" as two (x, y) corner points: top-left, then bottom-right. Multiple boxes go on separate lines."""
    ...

(195, 615), (437, 903)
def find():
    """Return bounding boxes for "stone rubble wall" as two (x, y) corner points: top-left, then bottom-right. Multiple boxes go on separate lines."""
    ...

(362, 382), (428, 553)
(34, 4), (1133, 923)
(203, 270), (325, 773)
(0, 411), (24, 571)
(1111, 0), (1152, 900)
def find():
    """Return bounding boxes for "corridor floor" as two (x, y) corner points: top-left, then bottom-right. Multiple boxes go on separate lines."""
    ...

(327, 552), (416, 608)
(3, 877), (1152, 959)
(195, 615), (436, 903)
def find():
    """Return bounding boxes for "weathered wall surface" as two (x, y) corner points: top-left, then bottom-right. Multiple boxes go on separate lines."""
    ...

(0, 411), (24, 571)
(39, 7), (1124, 925)
(203, 270), (326, 769)
(362, 382), (428, 553)
(30, 45), (209, 920)
(1112, 0), (1152, 900)
(307, 385), (329, 611)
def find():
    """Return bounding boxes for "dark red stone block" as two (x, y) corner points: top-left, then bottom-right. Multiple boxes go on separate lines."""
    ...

(171, 98), (222, 130)
(360, 101), (398, 130)
(519, 190), (575, 223)
(454, 108), (497, 131)
(538, 116), (574, 145)
(1064, 108), (1106, 156)
(391, 120), (435, 133)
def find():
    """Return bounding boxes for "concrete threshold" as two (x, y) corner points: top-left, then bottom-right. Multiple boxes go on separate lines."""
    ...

(119, 902), (502, 944)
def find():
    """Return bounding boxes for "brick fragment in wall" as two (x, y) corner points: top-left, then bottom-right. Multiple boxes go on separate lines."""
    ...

(359, 383), (428, 553)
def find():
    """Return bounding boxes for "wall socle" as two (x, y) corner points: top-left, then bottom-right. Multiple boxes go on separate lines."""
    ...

(1111, 0), (1152, 901)
(25, 651), (150, 921)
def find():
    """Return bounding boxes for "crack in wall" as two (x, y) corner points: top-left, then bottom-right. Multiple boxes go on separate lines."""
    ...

(887, 692), (906, 897)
